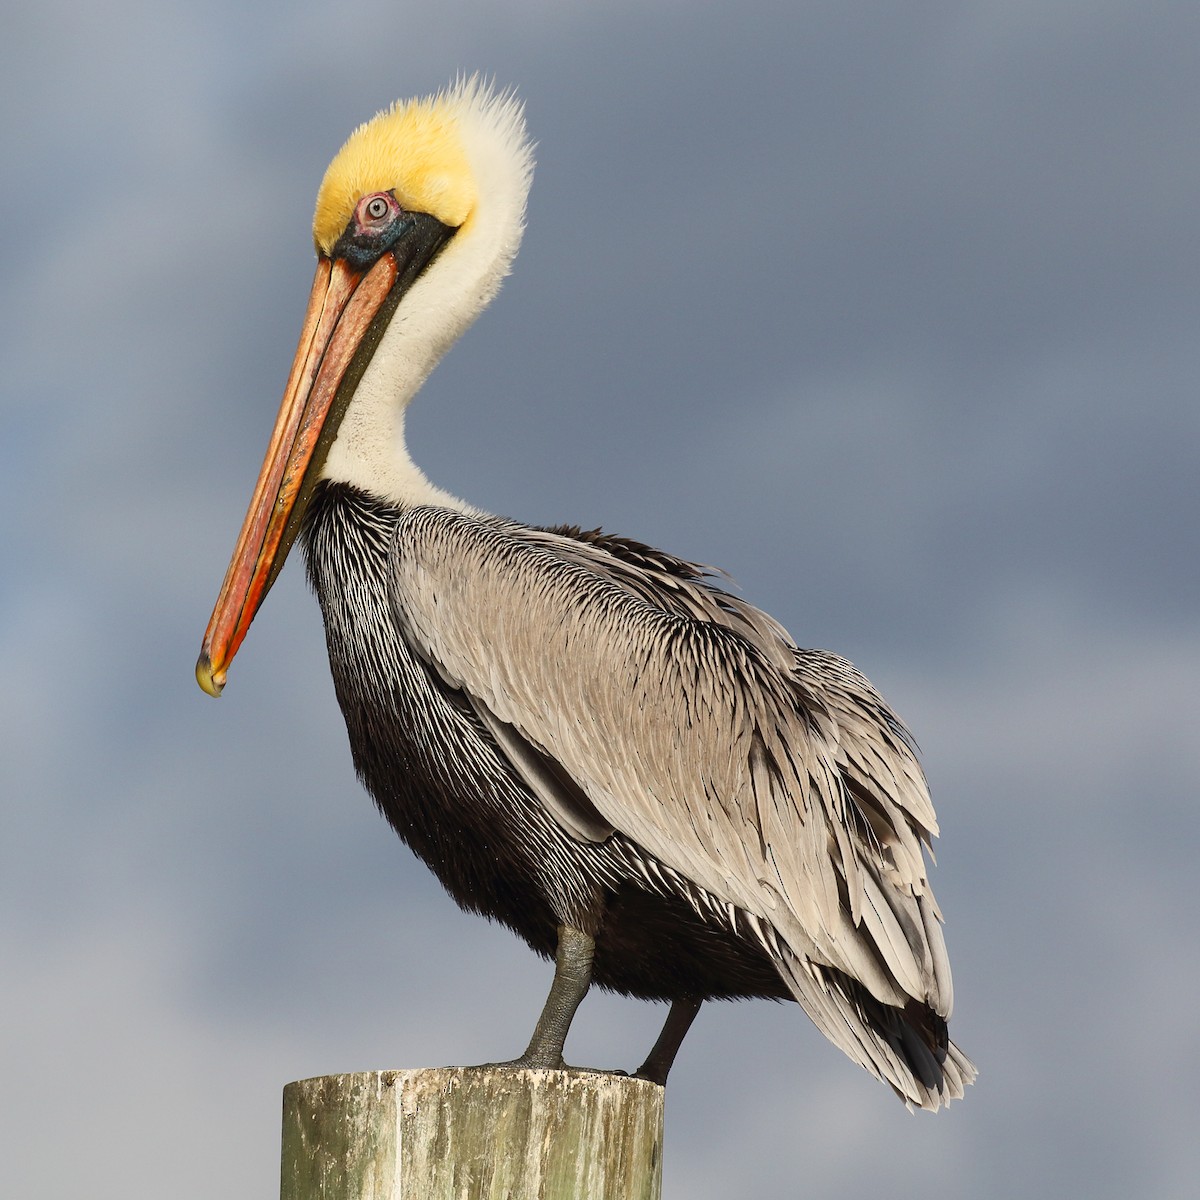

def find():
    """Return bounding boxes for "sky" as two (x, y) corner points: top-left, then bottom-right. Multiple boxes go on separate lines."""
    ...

(2, 2), (1198, 1197)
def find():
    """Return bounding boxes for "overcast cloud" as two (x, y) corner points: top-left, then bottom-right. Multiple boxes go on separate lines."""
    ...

(2, 3), (1197, 1198)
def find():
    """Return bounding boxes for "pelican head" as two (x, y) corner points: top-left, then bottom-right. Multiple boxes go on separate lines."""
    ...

(197, 79), (533, 697)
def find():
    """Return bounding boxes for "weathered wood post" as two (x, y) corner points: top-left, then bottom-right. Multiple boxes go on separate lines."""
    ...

(281, 1067), (665, 1200)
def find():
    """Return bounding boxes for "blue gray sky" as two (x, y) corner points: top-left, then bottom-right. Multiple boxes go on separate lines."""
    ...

(3, 3), (1198, 1197)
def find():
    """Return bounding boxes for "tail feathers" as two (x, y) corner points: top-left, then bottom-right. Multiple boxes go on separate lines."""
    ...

(780, 951), (977, 1111)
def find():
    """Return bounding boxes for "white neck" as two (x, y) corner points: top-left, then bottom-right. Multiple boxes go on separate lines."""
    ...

(317, 247), (497, 511)
(321, 381), (471, 511)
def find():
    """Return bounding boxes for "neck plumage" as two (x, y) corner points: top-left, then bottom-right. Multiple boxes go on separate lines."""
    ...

(318, 259), (484, 513)
(318, 221), (519, 513)
(321, 391), (469, 512)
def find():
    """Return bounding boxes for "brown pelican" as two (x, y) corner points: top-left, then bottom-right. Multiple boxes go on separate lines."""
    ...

(197, 79), (975, 1109)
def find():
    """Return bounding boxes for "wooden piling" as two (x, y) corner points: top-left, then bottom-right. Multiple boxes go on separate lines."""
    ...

(281, 1067), (664, 1200)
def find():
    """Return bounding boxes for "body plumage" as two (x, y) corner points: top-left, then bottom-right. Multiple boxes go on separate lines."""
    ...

(305, 482), (795, 1002)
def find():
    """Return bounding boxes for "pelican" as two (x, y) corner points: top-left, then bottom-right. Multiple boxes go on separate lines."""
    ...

(197, 79), (974, 1109)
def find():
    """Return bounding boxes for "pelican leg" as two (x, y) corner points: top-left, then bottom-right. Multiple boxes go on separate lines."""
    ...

(634, 996), (702, 1085)
(508, 924), (595, 1070)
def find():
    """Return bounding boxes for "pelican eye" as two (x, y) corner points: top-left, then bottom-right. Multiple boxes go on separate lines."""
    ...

(334, 191), (420, 268)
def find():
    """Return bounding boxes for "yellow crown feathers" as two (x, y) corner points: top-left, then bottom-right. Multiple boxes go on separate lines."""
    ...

(313, 91), (477, 255)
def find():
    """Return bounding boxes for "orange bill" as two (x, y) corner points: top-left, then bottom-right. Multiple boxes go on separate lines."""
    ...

(196, 253), (399, 696)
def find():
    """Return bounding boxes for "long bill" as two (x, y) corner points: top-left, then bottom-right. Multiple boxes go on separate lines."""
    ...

(195, 253), (399, 697)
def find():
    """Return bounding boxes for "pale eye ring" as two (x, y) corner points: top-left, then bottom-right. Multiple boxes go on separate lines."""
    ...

(365, 195), (390, 221)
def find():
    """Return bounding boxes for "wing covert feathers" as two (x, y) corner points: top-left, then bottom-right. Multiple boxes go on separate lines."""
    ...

(389, 506), (973, 1107)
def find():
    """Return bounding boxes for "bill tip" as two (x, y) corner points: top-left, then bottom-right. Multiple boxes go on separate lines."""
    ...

(195, 652), (226, 697)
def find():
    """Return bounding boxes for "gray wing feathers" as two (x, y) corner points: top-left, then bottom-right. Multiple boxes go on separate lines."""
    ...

(466, 694), (616, 843)
(390, 508), (954, 1022)
(780, 947), (975, 1111)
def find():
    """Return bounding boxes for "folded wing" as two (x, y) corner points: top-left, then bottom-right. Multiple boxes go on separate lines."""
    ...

(389, 506), (953, 1023)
